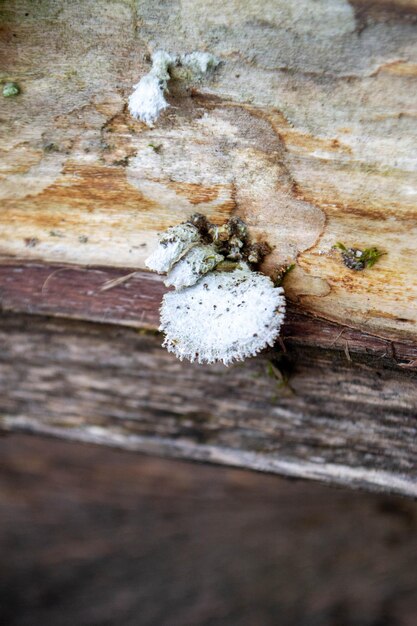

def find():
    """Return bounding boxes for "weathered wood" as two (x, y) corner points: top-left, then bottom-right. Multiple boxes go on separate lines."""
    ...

(1, 434), (417, 626)
(1, 260), (417, 365)
(1, 313), (416, 497)
(1, 0), (417, 496)
(1, 0), (417, 342)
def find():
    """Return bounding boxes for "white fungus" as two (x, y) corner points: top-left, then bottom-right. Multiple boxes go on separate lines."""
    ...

(128, 74), (169, 126)
(160, 265), (286, 366)
(128, 50), (219, 126)
(164, 245), (224, 290)
(180, 52), (220, 75)
(145, 223), (200, 274)
(128, 51), (175, 126)
(145, 215), (287, 366)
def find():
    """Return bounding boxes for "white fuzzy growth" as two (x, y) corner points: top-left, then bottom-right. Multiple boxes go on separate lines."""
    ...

(165, 245), (224, 290)
(160, 266), (286, 365)
(180, 52), (219, 74)
(129, 50), (219, 126)
(145, 223), (200, 274)
(128, 75), (169, 126)
(128, 51), (176, 126)
(151, 50), (177, 82)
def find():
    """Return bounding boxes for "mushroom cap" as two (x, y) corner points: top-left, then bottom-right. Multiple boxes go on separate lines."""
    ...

(164, 245), (224, 290)
(160, 266), (286, 365)
(145, 223), (200, 274)
(128, 74), (169, 126)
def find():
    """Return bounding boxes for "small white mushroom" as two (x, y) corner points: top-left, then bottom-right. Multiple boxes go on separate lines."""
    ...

(128, 74), (170, 126)
(151, 50), (177, 82)
(180, 52), (220, 75)
(165, 245), (224, 290)
(145, 223), (201, 274)
(128, 50), (219, 126)
(160, 265), (286, 365)
(128, 51), (176, 126)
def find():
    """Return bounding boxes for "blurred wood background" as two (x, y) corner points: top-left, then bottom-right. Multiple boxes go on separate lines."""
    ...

(0, 0), (416, 495)
(1, 435), (417, 626)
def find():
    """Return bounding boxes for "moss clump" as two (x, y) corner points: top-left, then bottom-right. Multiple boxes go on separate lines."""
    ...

(2, 82), (20, 97)
(334, 243), (385, 271)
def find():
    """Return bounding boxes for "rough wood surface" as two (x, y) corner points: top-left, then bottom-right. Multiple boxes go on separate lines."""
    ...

(1, 261), (417, 365)
(1, 435), (417, 626)
(1, 0), (417, 342)
(1, 313), (416, 498)
(1, 1), (417, 496)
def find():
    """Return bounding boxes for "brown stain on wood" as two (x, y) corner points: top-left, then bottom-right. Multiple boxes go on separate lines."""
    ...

(2, 163), (159, 228)
(47, 163), (156, 211)
(101, 110), (144, 166)
(365, 309), (415, 322)
(278, 129), (353, 156)
(0, 145), (44, 175)
(374, 61), (417, 77)
(166, 181), (227, 205)
(349, 0), (417, 23)
(286, 164), (415, 214)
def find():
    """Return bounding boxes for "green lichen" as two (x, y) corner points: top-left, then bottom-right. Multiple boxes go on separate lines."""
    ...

(334, 243), (385, 271)
(2, 82), (19, 97)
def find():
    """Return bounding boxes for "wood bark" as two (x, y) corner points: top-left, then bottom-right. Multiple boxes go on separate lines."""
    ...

(1, 312), (416, 497)
(0, 0), (416, 495)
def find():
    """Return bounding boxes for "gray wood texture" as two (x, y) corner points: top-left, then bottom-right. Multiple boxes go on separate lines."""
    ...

(1, 312), (416, 497)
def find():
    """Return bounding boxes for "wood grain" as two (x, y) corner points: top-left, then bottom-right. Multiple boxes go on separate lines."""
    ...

(1, 1), (417, 497)
(1, 261), (417, 365)
(1, 0), (416, 342)
(1, 313), (416, 497)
